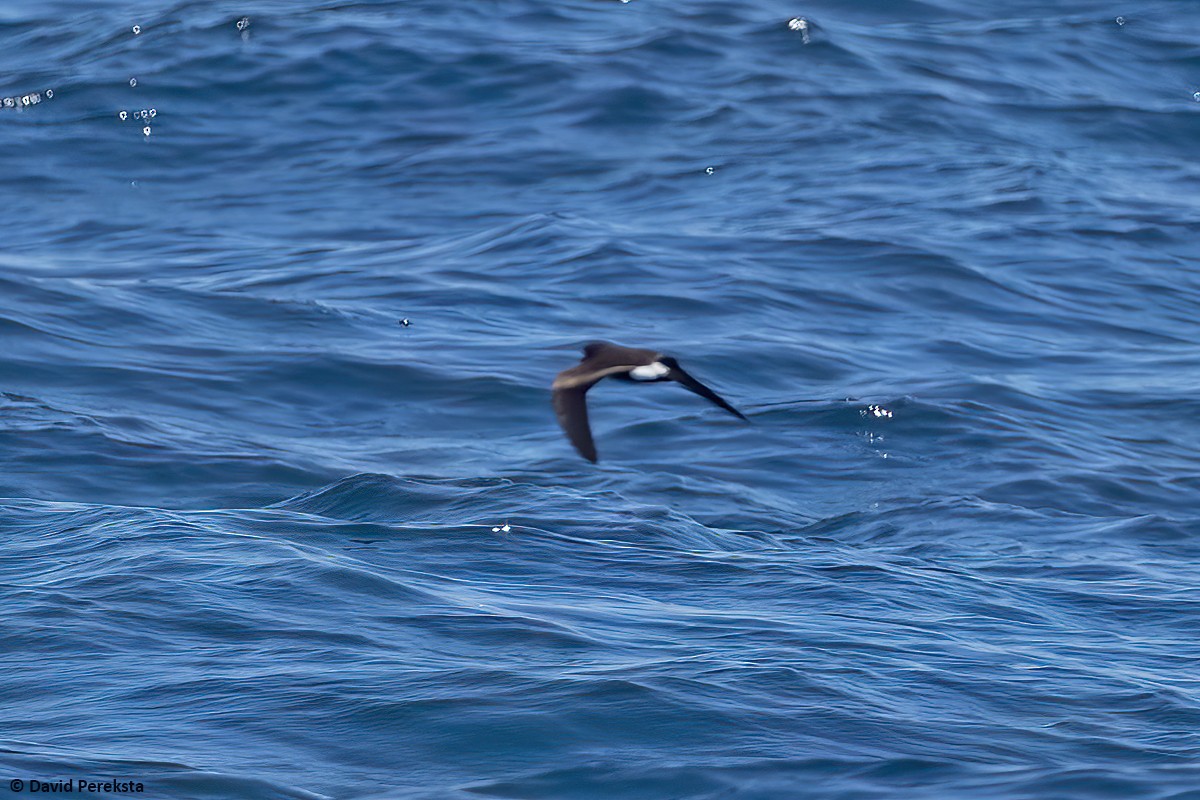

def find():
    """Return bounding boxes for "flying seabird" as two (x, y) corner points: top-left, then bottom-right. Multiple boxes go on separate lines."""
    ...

(552, 341), (747, 462)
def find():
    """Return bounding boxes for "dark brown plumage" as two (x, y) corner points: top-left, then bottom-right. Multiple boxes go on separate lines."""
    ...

(551, 341), (747, 462)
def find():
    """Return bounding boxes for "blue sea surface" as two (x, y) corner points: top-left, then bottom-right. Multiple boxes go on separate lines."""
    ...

(3, 1), (1200, 797)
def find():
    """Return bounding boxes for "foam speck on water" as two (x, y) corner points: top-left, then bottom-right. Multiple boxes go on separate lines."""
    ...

(787, 17), (811, 44)
(1, 89), (54, 110)
(863, 404), (894, 419)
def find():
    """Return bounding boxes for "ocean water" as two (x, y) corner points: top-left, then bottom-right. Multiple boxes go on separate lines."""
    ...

(3, 0), (1200, 797)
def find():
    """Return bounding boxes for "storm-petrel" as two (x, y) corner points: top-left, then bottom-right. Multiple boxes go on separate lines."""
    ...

(552, 341), (747, 463)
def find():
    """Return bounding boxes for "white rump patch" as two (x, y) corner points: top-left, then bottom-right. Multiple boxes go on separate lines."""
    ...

(630, 362), (670, 381)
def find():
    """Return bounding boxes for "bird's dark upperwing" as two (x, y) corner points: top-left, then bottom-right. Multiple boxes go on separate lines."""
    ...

(552, 363), (638, 462)
(582, 341), (658, 369)
(552, 385), (598, 463)
(667, 364), (748, 421)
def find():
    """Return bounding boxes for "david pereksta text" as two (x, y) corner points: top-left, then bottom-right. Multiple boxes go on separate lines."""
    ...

(10, 778), (145, 793)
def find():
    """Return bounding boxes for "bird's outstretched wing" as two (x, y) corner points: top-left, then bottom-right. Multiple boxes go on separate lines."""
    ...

(552, 384), (599, 463)
(667, 363), (748, 421)
(551, 343), (647, 462)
